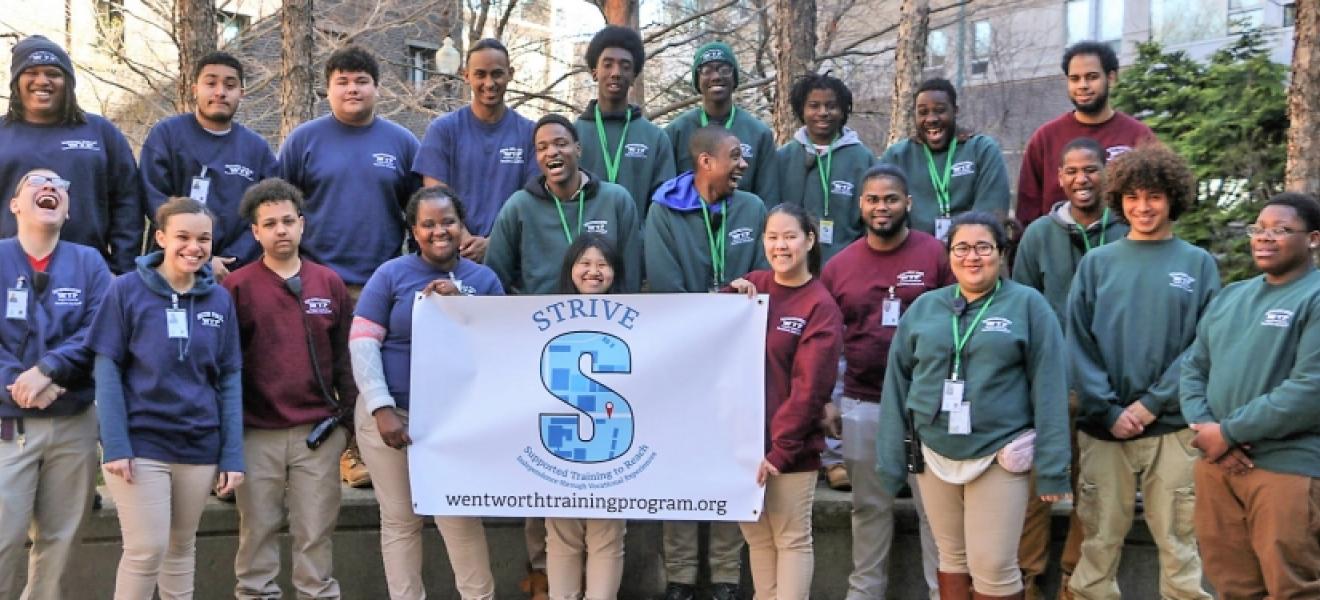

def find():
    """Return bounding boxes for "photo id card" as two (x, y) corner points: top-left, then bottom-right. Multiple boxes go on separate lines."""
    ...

(881, 297), (901, 327)
(941, 378), (965, 411)
(935, 217), (952, 243)
(5, 289), (28, 320)
(948, 402), (971, 435)
(189, 177), (211, 204)
(166, 308), (189, 339)
(819, 219), (835, 245)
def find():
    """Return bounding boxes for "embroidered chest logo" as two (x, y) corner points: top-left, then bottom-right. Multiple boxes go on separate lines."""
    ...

(981, 317), (1012, 333)
(60, 140), (100, 151)
(499, 147), (526, 164)
(777, 316), (806, 336)
(1261, 309), (1294, 328)
(52, 287), (82, 306)
(584, 220), (609, 235)
(625, 143), (649, 159)
(897, 270), (927, 287)
(456, 280), (477, 296)
(304, 297), (333, 315)
(1106, 145), (1134, 161)
(224, 164), (255, 181)
(951, 161), (976, 177)
(197, 311), (225, 327)
(1169, 272), (1196, 293)
(371, 153), (399, 169)
(728, 227), (755, 245)
(830, 181), (854, 196)
(740, 143), (754, 159)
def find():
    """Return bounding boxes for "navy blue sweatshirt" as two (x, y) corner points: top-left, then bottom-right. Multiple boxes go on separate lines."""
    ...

(140, 114), (278, 267)
(90, 253), (244, 472)
(0, 239), (111, 418)
(278, 115), (421, 286)
(0, 115), (144, 274)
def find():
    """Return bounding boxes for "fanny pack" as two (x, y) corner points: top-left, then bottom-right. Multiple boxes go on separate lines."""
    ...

(996, 429), (1036, 474)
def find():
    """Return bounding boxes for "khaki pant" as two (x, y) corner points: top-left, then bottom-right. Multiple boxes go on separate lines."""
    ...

(103, 458), (217, 600)
(0, 408), (98, 600)
(1193, 461), (1320, 600)
(355, 401), (494, 600)
(1071, 430), (1209, 600)
(235, 423), (347, 599)
(544, 518), (625, 600)
(918, 462), (1029, 596)
(1020, 393), (1083, 598)
(739, 471), (816, 600)
(662, 520), (744, 585)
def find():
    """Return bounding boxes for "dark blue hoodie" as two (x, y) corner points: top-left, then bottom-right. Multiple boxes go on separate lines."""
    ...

(90, 252), (243, 471)
(642, 171), (768, 292)
(0, 239), (111, 418)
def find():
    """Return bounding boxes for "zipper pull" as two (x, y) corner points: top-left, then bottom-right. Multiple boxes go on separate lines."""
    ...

(888, 285), (896, 299)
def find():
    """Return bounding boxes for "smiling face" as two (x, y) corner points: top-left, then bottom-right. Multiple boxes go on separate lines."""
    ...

(10, 169), (70, 228)
(1251, 204), (1317, 279)
(465, 48), (512, 111)
(860, 176), (911, 239)
(914, 90), (956, 151)
(535, 123), (581, 188)
(803, 88), (843, 144)
(413, 197), (462, 268)
(699, 135), (747, 199)
(327, 69), (378, 125)
(1121, 188), (1173, 240)
(763, 212), (814, 278)
(698, 61), (735, 104)
(571, 246), (615, 294)
(193, 63), (243, 128)
(251, 199), (303, 261)
(949, 224), (1002, 295)
(1059, 147), (1105, 214)
(155, 212), (214, 275)
(17, 66), (66, 125)
(1066, 53), (1114, 115)
(593, 47), (636, 104)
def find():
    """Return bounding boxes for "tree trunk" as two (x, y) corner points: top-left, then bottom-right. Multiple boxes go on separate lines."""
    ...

(1286, 1), (1319, 194)
(175, 0), (218, 113)
(887, 0), (929, 145)
(280, 0), (316, 143)
(599, 0), (645, 110)
(771, 0), (817, 144)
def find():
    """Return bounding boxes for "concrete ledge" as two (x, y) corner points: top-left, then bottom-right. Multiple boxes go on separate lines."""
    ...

(28, 483), (1167, 599)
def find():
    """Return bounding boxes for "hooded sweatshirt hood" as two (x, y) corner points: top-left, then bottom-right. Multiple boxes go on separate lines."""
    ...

(578, 100), (644, 122)
(1047, 200), (1126, 248)
(793, 126), (863, 153)
(136, 251), (218, 298)
(650, 171), (730, 214)
(522, 168), (600, 201)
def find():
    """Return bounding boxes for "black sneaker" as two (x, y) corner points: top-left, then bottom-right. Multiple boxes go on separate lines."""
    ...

(709, 582), (741, 600)
(662, 582), (696, 600)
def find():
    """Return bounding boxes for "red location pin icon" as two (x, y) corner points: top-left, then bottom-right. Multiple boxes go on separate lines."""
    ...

(605, 402), (614, 418)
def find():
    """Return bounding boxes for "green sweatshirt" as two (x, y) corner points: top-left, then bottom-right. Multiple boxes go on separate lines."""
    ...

(1067, 237), (1220, 440)
(878, 133), (1011, 237)
(1181, 268), (1320, 477)
(576, 101), (677, 218)
(665, 105), (779, 203)
(1012, 201), (1130, 325)
(485, 172), (642, 294)
(776, 126), (877, 263)
(877, 280), (1071, 496)
(643, 181), (769, 293)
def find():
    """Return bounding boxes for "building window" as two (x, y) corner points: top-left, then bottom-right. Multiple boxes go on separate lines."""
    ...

(972, 20), (991, 76)
(95, 0), (125, 53)
(1152, 0), (1230, 44)
(1066, 0), (1123, 48)
(217, 11), (250, 45)
(1227, 0), (1263, 33)
(926, 29), (948, 72)
(408, 44), (438, 89)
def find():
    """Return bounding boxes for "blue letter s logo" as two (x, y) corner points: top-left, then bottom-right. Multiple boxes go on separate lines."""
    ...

(539, 332), (634, 463)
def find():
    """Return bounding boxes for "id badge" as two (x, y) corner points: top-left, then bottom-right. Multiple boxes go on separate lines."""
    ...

(819, 219), (835, 245)
(941, 378), (965, 411)
(948, 402), (971, 435)
(189, 177), (211, 204)
(935, 217), (952, 243)
(881, 297), (901, 327)
(166, 308), (189, 339)
(5, 289), (28, 320)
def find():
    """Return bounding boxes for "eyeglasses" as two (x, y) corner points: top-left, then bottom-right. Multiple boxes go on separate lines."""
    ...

(23, 175), (70, 190)
(699, 64), (735, 77)
(1245, 225), (1305, 239)
(951, 242), (998, 258)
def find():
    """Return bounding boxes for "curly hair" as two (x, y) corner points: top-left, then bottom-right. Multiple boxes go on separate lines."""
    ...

(585, 25), (645, 75)
(788, 72), (852, 126)
(1103, 143), (1195, 221)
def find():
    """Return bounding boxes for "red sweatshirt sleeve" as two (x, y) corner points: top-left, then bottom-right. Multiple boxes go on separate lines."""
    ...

(1016, 129), (1048, 225)
(766, 293), (844, 471)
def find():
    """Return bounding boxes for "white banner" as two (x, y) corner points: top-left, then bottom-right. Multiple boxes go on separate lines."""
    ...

(408, 293), (768, 521)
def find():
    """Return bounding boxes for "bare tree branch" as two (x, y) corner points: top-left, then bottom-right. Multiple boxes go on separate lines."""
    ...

(642, 0), (739, 44)
(494, 0), (519, 39)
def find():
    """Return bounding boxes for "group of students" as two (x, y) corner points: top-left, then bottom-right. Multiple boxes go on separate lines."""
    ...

(0, 22), (1315, 600)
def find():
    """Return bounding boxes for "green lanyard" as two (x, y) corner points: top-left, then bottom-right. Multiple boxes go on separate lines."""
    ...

(814, 136), (837, 218)
(551, 188), (585, 244)
(1075, 208), (1110, 253)
(949, 279), (999, 380)
(699, 200), (727, 287)
(922, 138), (959, 216)
(700, 106), (737, 129)
(593, 104), (632, 183)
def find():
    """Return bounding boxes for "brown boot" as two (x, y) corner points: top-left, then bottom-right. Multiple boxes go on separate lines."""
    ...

(1058, 572), (1075, 600)
(937, 571), (973, 600)
(519, 568), (549, 600)
(340, 441), (372, 488)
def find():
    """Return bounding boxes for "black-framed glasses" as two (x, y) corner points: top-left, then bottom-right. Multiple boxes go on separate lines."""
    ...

(699, 63), (735, 77)
(1245, 225), (1304, 239)
(23, 175), (70, 190)
(951, 242), (998, 258)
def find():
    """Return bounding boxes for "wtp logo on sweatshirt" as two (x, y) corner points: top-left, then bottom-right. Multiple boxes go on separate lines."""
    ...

(584, 220), (609, 235)
(897, 271), (927, 287)
(52, 287), (83, 306)
(1261, 309), (1294, 328)
(371, 153), (399, 170)
(777, 317), (806, 336)
(952, 161), (976, 177)
(830, 181), (854, 196)
(1106, 145), (1134, 161)
(1168, 272), (1196, 293)
(60, 140), (100, 152)
(196, 311), (225, 327)
(729, 227), (755, 245)
(625, 143), (649, 159)
(499, 147), (526, 164)
(981, 317), (1013, 333)
(304, 297), (333, 315)
(740, 143), (754, 159)
(224, 164), (256, 181)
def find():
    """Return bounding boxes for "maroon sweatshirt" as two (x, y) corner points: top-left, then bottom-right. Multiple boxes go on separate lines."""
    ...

(223, 258), (357, 429)
(1016, 110), (1154, 225)
(742, 270), (842, 474)
(821, 231), (953, 401)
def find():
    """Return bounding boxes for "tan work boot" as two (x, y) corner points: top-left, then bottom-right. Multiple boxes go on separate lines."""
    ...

(825, 463), (852, 491)
(340, 440), (371, 488)
(519, 568), (549, 600)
